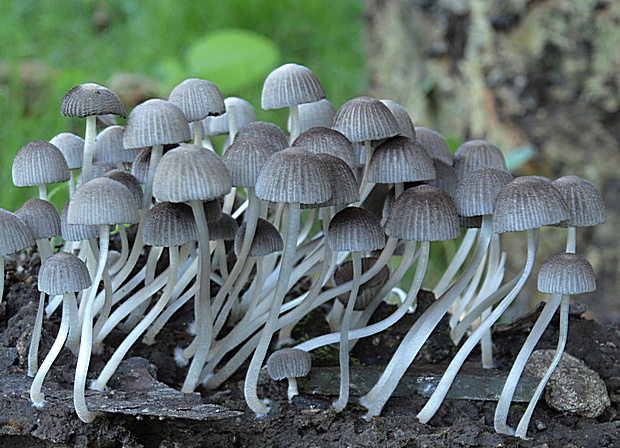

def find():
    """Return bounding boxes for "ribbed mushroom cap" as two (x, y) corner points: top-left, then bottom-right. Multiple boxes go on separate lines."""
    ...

(123, 99), (191, 149)
(312, 153), (359, 207)
(414, 127), (452, 165)
(142, 201), (198, 247)
(234, 218), (283, 258)
(50, 132), (84, 170)
(68, 177), (140, 226)
(105, 169), (144, 209)
(235, 121), (289, 152)
(261, 63), (325, 110)
(153, 145), (232, 203)
(203, 198), (223, 223)
(12, 140), (70, 187)
(266, 348), (312, 381)
(94, 125), (140, 164)
(131, 147), (151, 184)
(334, 257), (391, 310)
(0, 209), (34, 256)
(38, 252), (92, 295)
(332, 96), (400, 143)
(493, 176), (569, 234)
(453, 140), (507, 180)
(367, 136), (436, 184)
(386, 184), (461, 241)
(60, 201), (99, 242)
(168, 78), (225, 122)
(208, 213), (238, 241)
(222, 137), (278, 188)
(292, 126), (356, 169)
(288, 99), (336, 135)
(454, 167), (514, 217)
(75, 161), (116, 188)
(327, 207), (385, 252)
(203, 96), (256, 136)
(551, 175), (606, 228)
(15, 198), (61, 240)
(255, 148), (331, 204)
(427, 158), (458, 198)
(380, 99), (416, 140)
(60, 82), (126, 118)
(537, 252), (596, 295)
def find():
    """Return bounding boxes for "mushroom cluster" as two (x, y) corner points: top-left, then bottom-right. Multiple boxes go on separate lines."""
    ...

(2, 65), (605, 438)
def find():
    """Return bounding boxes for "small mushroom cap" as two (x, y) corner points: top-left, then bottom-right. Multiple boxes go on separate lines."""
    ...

(311, 153), (359, 207)
(537, 252), (596, 295)
(367, 136), (435, 184)
(15, 198), (61, 240)
(234, 218), (283, 258)
(334, 257), (391, 310)
(327, 207), (386, 252)
(94, 125), (140, 164)
(0, 209), (34, 256)
(123, 99), (191, 149)
(38, 252), (91, 295)
(222, 137), (278, 188)
(203, 96), (256, 136)
(551, 175), (606, 228)
(60, 201), (100, 242)
(453, 140), (507, 180)
(235, 121), (289, 152)
(208, 213), (238, 241)
(261, 63), (325, 110)
(332, 96), (400, 143)
(427, 158), (458, 198)
(131, 147), (151, 184)
(143, 202), (198, 247)
(168, 78), (225, 122)
(50, 132), (85, 170)
(380, 99), (416, 140)
(454, 167), (514, 217)
(292, 126), (355, 170)
(68, 177), (140, 226)
(266, 348), (312, 381)
(288, 99), (336, 135)
(60, 82), (126, 118)
(105, 170), (144, 209)
(12, 140), (70, 187)
(414, 127), (453, 165)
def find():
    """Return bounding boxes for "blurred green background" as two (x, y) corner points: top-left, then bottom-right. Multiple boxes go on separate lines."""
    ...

(0, 0), (368, 210)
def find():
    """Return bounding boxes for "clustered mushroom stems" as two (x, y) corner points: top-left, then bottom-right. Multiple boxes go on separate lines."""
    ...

(2, 66), (605, 439)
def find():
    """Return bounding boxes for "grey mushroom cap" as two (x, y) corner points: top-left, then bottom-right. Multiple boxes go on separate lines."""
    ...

(551, 175), (607, 228)
(235, 121), (289, 152)
(454, 167), (514, 218)
(60, 201), (99, 242)
(208, 213), (239, 241)
(427, 158), (458, 198)
(414, 126), (453, 166)
(15, 198), (61, 240)
(332, 96), (401, 143)
(222, 137), (278, 188)
(266, 348), (312, 381)
(261, 63), (325, 110)
(288, 99), (336, 135)
(311, 153), (359, 207)
(94, 125), (141, 164)
(168, 78), (225, 122)
(380, 99), (416, 140)
(12, 140), (70, 187)
(334, 257), (391, 310)
(234, 218), (283, 258)
(292, 126), (356, 170)
(50, 132), (85, 170)
(123, 99), (191, 149)
(0, 209), (34, 256)
(203, 96), (256, 136)
(131, 147), (151, 184)
(142, 202), (198, 247)
(327, 206), (386, 252)
(60, 82), (126, 118)
(105, 169), (144, 209)
(537, 252), (596, 295)
(38, 252), (92, 295)
(367, 136), (436, 184)
(453, 139), (507, 181)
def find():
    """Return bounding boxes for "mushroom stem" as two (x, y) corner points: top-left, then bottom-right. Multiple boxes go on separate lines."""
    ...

(434, 228), (478, 297)
(288, 104), (300, 145)
(27, 291), (47, 377)
(81, 115), (97, 184)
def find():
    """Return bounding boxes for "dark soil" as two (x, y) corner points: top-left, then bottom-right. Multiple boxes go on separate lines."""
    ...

(1, 247), (620, 448)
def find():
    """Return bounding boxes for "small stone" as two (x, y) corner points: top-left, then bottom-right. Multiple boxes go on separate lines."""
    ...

(524, 350), (610, 418)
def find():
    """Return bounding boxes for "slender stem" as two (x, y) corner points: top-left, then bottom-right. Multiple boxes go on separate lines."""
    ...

(193, 120), (203, 146)
(81, 115), (97, 184)
(27, 291), (47, 377)
(566, 226), (576, 254)
(435, 228), (478, 297)
(227, 104), (238, 143)
(109, 225), (129, 275)
(288, 104), (300, 145)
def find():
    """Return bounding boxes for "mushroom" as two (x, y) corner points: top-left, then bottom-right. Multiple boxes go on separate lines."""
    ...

(288, 98), (336, 136)
(0, 209), (34, 304)
(266, 348), (312, 402)
(49, 132), (84, 197)
(12, 140), (70, 201)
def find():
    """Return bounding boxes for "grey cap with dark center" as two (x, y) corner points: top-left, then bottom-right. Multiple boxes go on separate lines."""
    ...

(288, 99), (336, 135)
(234, 218), (283, 258)
(537, 252), (596, 295)
(493, 176), (569, 234)
(60, 82), (126, 118)
(334, 257), (391, 310)
(222, 137), (278, 188)
(208, 213), (238, 241)
(386, 184), (461, 241)
(261, 63), (325, 110)
(105, 169), (144, 209)
(38, 252), (92, 295)
(142, 202), (198, 247)
(454, 167), (514, 217)
(15, 198), (61, 240)
(168, 78), (225, 122)
(94, 125), (141, 164)
(332, 96), (400, 143)
(380, 99), (416, 140)
(453, 139), (507, 180)
(367, 136), (436, 184)
(551, 175), (606, 228)
(266, 348), (312, 381)
(0, 209), (34, 256)
(414, 127), (453, 166)
(123, 99), (191, 149)
(235, 121), (289, 152)
(12, 140), (70, 187)
(327, 206), (386, 252)
(292, 126), (355, 170)
(50, 132), (85, 170)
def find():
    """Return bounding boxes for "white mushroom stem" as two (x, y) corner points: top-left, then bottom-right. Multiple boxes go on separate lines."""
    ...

(434, 228), (478, 297)
(288, 104), (300, 145)
(81, 115), (97, 184)
(287, 377), (299, 403)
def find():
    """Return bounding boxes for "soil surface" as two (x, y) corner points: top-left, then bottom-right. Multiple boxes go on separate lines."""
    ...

(1, 247), (620, 448)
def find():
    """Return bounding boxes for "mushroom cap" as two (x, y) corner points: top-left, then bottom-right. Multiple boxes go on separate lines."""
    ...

(334, 257), (391, 310)
(208, 213), (239, 241)
(453, 139), (507, 180)
(153, 145), (232, 203)
(222, 137), (278, 188)
(551, 175), (606, 228)
(234, 218), (283, 258)
(386, 184), (461, 241)
(60, 201), (99, 242)
(288, 99), (336, 135)
(266, 348), (312, 381)
(235, 121), (289, 152)
(380, 99), (416, 140)
(327, 206), (386, 252)
(60, 82), (126, 118)
(311, 153), (359, 207)
(203, 96), (256, 136)
(15, 198), (61, 240)
(367, 136), (436, 184)
(255, 148), (332, 205)
(537, 252), (596, 295)
(168, 78), (225, 122)
(131, 147), (151, 184)
(261, 63), (325, 110)
(38, 252), (91, 295)
(427, 158), (458, 198)
(0, 209), (34, 256)
(332, 96), (400, 143)
(123, 99), (191, 149)
(414, 127), (452, 165)
(105, 169), (144, 209)
(67, 177), (140, 226)
(75, 161), (117, 188)
(94, 125), (141, 164)
(292, 126), (355, 169)
(50, 132), (85, 170)
(493, 176), (570, 233)
(12, 140), (70, 187)
(454, 167), (514, 217)
(142, 201), (198, 247)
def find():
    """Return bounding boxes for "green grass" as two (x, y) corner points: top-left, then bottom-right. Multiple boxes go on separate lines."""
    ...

(0, 0), (368, 210)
